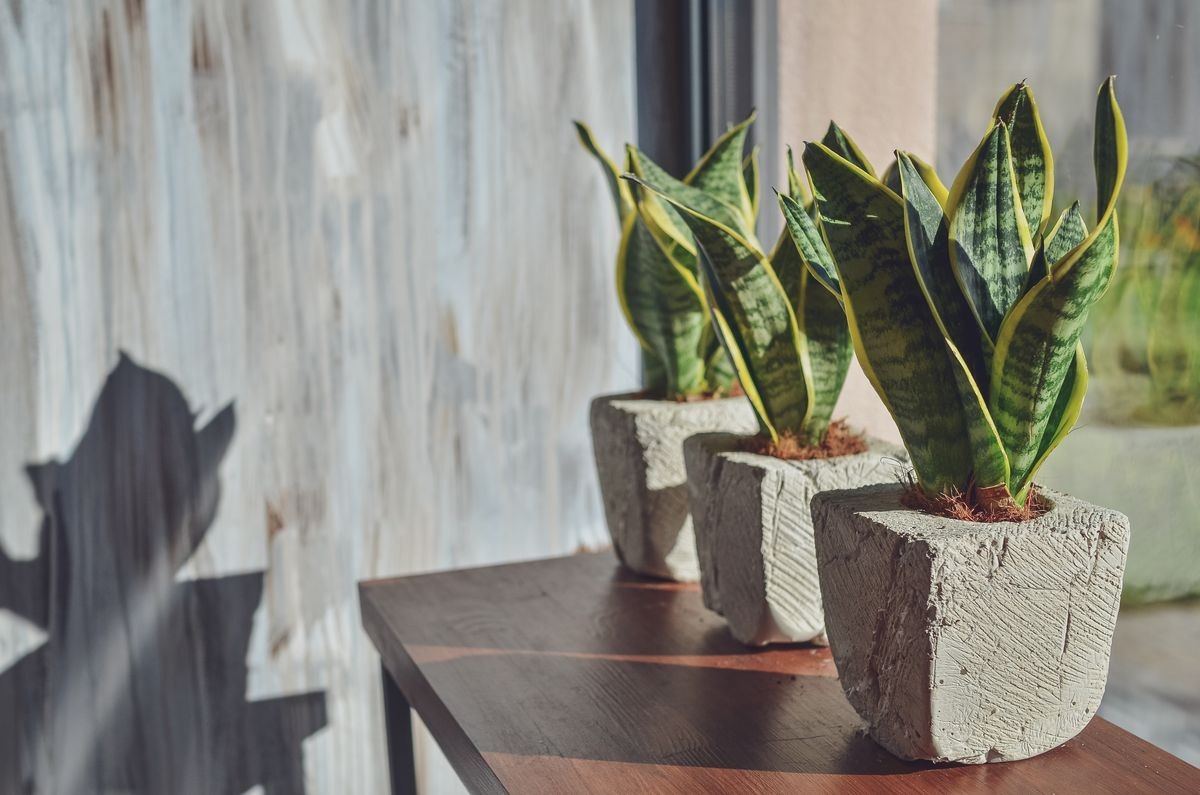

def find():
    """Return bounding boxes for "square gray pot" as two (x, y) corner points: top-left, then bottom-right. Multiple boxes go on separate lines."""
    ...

(812, 483), (1130, 764)
(590, 392), (757, 581)
(683, 432), (905, 645)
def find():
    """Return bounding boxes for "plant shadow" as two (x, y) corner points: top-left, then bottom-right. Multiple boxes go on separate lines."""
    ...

(0, 354), (326, 795)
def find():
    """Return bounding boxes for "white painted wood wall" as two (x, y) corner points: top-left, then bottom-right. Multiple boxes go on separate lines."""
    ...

(0, 0), (637, 792)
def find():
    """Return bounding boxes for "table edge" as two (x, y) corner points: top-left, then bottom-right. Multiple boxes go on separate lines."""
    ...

(360, 584), (510, 795)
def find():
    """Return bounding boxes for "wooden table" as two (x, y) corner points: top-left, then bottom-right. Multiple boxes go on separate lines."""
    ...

(359, 552), (1200, 794)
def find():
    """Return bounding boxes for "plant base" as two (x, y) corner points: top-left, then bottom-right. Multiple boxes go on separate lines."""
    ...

(590, 392), (757, 581)
(683, 432), (905, 645)
(812, 483), (1129, 764)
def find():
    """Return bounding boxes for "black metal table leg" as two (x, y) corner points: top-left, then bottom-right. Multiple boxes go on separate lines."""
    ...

(381, 665), (418, 794)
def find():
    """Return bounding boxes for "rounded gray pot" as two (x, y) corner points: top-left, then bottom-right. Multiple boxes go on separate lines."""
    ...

(812, 483), (1130, 764)
(682, 432), (906, 645)
(589, 392), (757, 581)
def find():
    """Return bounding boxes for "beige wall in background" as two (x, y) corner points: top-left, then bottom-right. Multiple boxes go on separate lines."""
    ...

(774, 0), (940, 444)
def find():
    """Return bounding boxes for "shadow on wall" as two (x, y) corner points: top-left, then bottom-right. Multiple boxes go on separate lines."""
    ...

(0, 353), (326, 794)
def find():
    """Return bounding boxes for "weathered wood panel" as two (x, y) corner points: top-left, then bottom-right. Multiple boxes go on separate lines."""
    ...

(0, 1), (637, 792)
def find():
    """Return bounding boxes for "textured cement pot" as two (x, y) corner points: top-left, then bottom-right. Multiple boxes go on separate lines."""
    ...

(1038, 419), (1200, 603)
(590, 392), (757, 581)
(682, 432), (906, 645)
(811, 483), (1130, 764)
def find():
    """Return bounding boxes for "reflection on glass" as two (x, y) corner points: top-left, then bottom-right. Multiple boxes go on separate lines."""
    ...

(1089, 159), (1200, 425)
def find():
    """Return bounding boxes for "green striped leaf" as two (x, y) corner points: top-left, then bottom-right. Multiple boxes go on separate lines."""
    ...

(1018, 344), (1087, 502)
(990, 77), (1127, 496)
(991, 82), (1055, 234)
(897, 152), (988, 388)
(804, 141), (973, 494)
(1021, 204), (1087, 299)
(821, 121), (875, 177)
(773, 145), (851, 437)
(992, 231), (1119, 494)
(1045, 202), (1088, 265)
(627, 146), (756, 246)
(574, 120), (633, 222)
(617, 149), (700, 302)
(632, 111), (758, 259)
(1023, 237), (1049, 296)
(684, 111), (758, 230)
(1095, 77), (1124, 215)
(743, 146), (760, 222)
(771, 218), (851, 439)
(947, 121), (1036, 342)
(702, 273), (772, 435)
(907, 153), (949, 207)
(946, 340), (1010, 492)
(798, 259), (852, 439)
(779, 192), (841, 297)
(617, 211), (707, 396)
(703, 329), (738, 392)
(629, 175), (814, 440)
(897, 152), (1007, 491)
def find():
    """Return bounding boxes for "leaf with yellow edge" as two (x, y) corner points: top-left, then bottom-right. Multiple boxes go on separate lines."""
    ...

(821, 121), (875, 177)
(574, 120), (633, 222)
(742, 146), (760, 222)
(803, 141), (974, 494)
(779, 192), (841, 298)
(684, 110), (758, 231)
(897, 151), (988, 387)
(947, 121), (1037, 343)
(616, 210), (707, 396)
(990, 77), (1127, 497)
(627, 173), (815, 440)
(992, 81), (1055, 234)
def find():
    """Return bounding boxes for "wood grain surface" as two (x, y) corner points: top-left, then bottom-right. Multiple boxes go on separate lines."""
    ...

(361, 552), (1200, 794)
(0, 1), (637, 791)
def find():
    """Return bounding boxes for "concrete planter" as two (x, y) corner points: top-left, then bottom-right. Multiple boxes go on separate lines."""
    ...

(1038, 419), (1200, 603)
(590, 392), (757, 581)
(682, 433), (905, 645)
(812, 484), (1130, 764)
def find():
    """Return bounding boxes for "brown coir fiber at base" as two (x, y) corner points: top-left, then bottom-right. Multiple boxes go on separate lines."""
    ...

(900, 478), (1050, 523)
(744, 419), (867, 460)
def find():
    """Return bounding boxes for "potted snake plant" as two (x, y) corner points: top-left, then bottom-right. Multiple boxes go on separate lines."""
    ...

(806, 78), (1130, 764)
(575, 117), (758, 581)
(627, 127), (906, 646)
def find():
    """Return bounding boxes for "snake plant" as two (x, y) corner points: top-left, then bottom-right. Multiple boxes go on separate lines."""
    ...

(574, 117), (762, 399)
(796, 78), (1126, 510)
(624, 125), (862, 446)
(1088, 158), (1200, 424)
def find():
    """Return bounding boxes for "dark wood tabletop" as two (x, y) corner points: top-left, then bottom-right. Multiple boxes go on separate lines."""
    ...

(359, 552), (1200, 794)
